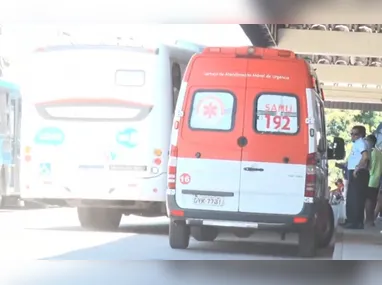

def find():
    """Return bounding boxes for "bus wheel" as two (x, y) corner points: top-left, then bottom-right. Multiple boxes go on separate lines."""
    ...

(191, 226), (218, 242)
(316, 202), (335, 248)
(297, 221), (317, 258)
(77, 207), (122, 231)
(169, 220), (190, 249)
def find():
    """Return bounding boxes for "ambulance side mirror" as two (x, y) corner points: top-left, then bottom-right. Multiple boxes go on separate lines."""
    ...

(327, 137), (345, 160)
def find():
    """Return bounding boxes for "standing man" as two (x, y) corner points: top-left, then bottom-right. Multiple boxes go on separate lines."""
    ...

(365, 134), (382, 227)
(345, 125), (370, 229)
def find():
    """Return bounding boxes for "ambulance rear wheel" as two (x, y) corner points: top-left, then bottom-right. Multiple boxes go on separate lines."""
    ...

(297, 222), (317, 258)
(316, 202), (335, 248)
(191, 226), (218, 242)
(169, 220), (190, 249)
(77, 207), (122, 231)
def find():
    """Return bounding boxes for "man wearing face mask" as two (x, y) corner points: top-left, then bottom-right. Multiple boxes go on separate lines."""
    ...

(345, 125), (370, 229)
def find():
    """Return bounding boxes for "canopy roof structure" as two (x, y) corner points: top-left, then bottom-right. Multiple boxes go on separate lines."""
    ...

(241, 24), (382, 111)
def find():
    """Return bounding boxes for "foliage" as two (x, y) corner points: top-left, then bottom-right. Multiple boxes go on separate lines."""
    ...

(326, 109), (382, 187)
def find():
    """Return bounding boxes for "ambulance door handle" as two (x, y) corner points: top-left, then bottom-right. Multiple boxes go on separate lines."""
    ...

(237, 136), (248, 147)
(244, 167), (264, 172)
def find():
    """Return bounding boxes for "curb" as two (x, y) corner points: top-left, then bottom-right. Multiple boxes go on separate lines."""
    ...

(332, 227), (344, 260)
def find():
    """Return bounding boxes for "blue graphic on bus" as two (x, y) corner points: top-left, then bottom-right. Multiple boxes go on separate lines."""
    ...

(110, 151), (117, 161)
(116, 128), (138, 148)
(35, 127), (65, 146)
(39, 163), (51, 176)
(0, 138), (13, 165)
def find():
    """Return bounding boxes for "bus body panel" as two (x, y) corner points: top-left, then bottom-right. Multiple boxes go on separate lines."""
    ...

(19, 44), (195, 208)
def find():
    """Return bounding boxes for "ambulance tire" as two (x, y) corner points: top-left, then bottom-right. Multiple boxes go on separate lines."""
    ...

(169, 220), (190, 249)
(297, 222), (317, 258)
(191, 226), (218, 242)
(316, 202), (335, 248)
(77, 207), (122, 231)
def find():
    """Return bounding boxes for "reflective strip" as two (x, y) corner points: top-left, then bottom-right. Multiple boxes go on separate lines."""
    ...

(186, 219), (260, 228)
(185, 219), (287, 228)
(305, 88), (316, 154)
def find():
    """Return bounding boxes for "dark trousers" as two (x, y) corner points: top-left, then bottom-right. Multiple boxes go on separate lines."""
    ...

(346, 169), (369, 225)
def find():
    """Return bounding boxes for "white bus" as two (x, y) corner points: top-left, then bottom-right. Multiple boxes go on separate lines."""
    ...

(0, 78), (22, 207)
(18, 43), (197, 229)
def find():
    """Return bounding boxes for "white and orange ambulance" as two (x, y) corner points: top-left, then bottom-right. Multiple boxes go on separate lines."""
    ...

(166, 46), (345, 257)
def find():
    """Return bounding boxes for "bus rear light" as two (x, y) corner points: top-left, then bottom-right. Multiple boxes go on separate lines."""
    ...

(24, 155), (32, 162)
(151, 167), (159, 174)
(154, 158), (162, 165)
(154, 149), (162, 156)
(25, 146), (32, 154)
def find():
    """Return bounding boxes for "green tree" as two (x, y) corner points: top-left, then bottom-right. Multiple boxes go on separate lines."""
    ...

(353, 110), (382, 133)
(325, 108), (382, 187)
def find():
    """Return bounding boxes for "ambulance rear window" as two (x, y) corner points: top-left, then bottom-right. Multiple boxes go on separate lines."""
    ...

(189, 91), (236, 131)
(254, 93), (299, 135)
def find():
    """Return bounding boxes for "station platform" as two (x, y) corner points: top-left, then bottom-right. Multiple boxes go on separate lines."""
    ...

(333, 219), (382, 260)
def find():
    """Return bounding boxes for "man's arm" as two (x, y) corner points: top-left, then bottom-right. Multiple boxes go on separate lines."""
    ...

(356, 140), (369, 170)
(358, 151), (369, 169)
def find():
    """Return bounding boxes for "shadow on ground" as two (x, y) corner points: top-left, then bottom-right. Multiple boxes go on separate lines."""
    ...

(2, 261), (364, 285)
(27, 223), (335, 260)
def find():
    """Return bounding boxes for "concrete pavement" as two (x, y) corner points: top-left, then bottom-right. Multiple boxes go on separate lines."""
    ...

(1, 207), (381, 285)
(3, 206), (382, 261)
(333, 223), (382, 260)
(0, 207), (334, 260)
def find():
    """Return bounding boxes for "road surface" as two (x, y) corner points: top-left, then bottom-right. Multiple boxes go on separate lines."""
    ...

(0, 207), (335, 260)
(0, 207), (339, 285)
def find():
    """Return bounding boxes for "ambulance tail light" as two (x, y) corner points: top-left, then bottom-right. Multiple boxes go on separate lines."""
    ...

(208, 47), (221, 53)
(304, 153), (317, 201)
(277, 50), (292, 58)
(167, 145), (178, 190)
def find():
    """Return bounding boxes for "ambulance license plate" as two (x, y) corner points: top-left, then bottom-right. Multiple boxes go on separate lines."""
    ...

(193, 195), (224, 207)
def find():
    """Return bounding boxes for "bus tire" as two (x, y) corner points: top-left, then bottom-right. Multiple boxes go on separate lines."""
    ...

(316, 202), (335, 248)
(297, 222), (317, 258)
(77, 207), (122, 231)
(191, 226), (218, 242)
(169, 220), (190, 249)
